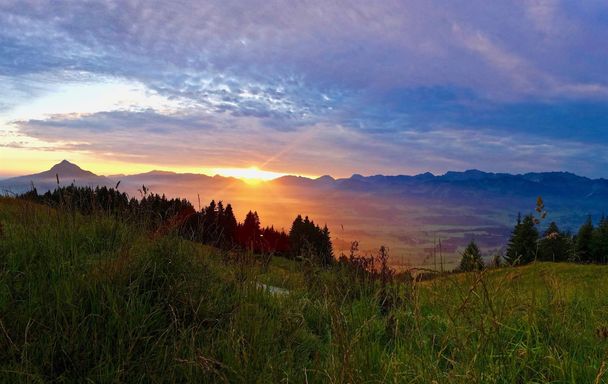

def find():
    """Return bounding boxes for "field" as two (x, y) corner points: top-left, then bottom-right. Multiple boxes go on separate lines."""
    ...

(1, 197), (608, 383)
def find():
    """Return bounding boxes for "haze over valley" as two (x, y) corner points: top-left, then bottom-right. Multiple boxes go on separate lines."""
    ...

(4, 160), (607, 268)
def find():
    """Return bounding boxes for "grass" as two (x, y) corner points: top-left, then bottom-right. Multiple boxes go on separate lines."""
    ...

(1, 196), (608, 383)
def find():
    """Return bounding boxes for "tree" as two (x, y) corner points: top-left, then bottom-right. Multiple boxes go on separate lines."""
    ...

(576, 216), (594, 263)
(539, 222), (570, 262)
(240, 211), (261, 251)
(221, 203), (238, 248)
(260, 226), (290, 255)
(202, 200), (218, 243)
(591, 216), (608, 264)
(288, 214), (333, 266)
(319, 225), (334, 266)
(458, 241), (484, 272)
(288, 215), (305, 258)
(505, 214), (539, 265)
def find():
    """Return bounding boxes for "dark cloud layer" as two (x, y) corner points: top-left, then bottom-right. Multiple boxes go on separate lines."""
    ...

(1, 1), (607, 176)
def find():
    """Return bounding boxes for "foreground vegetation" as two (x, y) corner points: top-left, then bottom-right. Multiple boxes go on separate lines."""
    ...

(1, 197), (608, 383)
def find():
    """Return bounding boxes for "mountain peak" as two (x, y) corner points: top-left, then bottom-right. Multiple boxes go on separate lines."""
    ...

(50, 159), (80, 171)
(48, 160), (96, 178)
(441, 169), (491, 181)
(142, 170), (176, 176)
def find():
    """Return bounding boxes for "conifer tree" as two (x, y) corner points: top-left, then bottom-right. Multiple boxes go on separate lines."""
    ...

(289, 214), (333, 265)
(289, 215), (305, 258)
(319, 225), (334, 266)
(576, 216), (594, 263)
(539, 222), (570, 262)
(459, 240), (484, 271)
(591, 216), (608, 264)
(222, 203), (238, 247)
(202, 200), (218, 243)
(242, 211), (261, 251)
(505, 214), (539, 265)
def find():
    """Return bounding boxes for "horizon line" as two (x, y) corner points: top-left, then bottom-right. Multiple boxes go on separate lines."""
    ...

(1, 159), (605, 182)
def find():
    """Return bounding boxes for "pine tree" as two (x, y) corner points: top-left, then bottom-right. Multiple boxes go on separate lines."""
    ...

(459, 240), (484, 272)
(289, 215), (305, 258)
(505, 214), (539, 265)
(221, 203), (238, 248)
(591, 216), (608, 264)
(288, 215), (333, 266)
(319, 225), (334, 266)
(202, 200), (218, 243)
(576, 216), (594, 263)
(242, 211), (261, 251)
(539, 222), (570, 262)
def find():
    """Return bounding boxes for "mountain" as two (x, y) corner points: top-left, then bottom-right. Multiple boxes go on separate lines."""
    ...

(0, 160), (112, 193)
(286, 169), (608, 202)
(3, 161), (608, 267)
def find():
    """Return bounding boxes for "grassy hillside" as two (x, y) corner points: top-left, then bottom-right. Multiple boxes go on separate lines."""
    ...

(1, 197), (607, 383)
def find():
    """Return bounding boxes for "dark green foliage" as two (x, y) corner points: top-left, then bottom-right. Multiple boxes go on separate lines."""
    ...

(221, 203), (238, 247)
(19, 186), (295, 257)
(458, 240), (484, 271)
(505, 209), (608, 266)
(591, 216), (608, 264)
(19, 184), (193, 229)
(239, 210), (261, 250)
(576, 216), (594, 263)
(505, 214), (539, 265)
(502, 196), (606, 266)
(320, 225), (333, 265)
(538, 222), (571, 262)
(186, 200), (239, 247)
(233, 211), (291, 255)
(260, 225), (290, 254)
(289, 215), (333, 266)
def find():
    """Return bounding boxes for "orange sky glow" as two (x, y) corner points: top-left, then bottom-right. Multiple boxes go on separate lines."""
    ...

(0, 149), (317, 182)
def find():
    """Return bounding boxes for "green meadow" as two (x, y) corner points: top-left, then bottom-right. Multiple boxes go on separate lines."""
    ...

(1, 197), (607, 383)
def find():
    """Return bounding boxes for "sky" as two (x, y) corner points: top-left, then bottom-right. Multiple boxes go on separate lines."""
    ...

(1, 0), (607, 178)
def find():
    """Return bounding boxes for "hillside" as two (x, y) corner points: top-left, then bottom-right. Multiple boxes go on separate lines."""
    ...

(1, 197), (607, 382)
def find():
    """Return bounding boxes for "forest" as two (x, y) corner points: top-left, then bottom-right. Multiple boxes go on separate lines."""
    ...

(19, 185), (333, 265)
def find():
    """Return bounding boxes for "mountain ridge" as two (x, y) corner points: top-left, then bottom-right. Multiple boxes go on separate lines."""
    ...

(3, 161), (608, 197)
(7, 160), (606, 182)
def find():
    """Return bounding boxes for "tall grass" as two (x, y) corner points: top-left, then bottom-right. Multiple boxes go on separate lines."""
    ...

(1, 197), (608, 383)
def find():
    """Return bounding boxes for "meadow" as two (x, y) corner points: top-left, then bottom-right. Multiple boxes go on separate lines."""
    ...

(1, 196), (608, 383)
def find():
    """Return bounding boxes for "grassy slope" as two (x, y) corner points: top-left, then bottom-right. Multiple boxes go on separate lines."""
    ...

(1, 197), (607, 383)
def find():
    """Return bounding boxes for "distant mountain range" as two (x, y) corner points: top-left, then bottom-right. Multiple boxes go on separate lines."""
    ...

(4, 160), (607, 202)
(3, 160), (607, 267)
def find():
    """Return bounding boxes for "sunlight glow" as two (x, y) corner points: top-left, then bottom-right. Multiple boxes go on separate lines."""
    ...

(211, 167), (286, 184)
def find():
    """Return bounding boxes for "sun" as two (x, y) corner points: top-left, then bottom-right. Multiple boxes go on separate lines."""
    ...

(211, 166), (286, 184)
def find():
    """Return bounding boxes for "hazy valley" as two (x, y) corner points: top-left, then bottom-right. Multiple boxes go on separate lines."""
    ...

(4, 160), (607, 268)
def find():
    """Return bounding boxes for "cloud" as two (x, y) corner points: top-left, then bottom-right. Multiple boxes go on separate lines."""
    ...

(11, 108), (608, 177)
(11, 109), (327, 171)
(2, 1), (606, 99)
(1, 1), (608, 176)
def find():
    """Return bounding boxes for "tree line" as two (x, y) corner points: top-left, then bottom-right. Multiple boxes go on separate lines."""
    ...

(458, 197), (608, 271)
(19, 185), (333, 265)
(504, 213), (608, 265)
